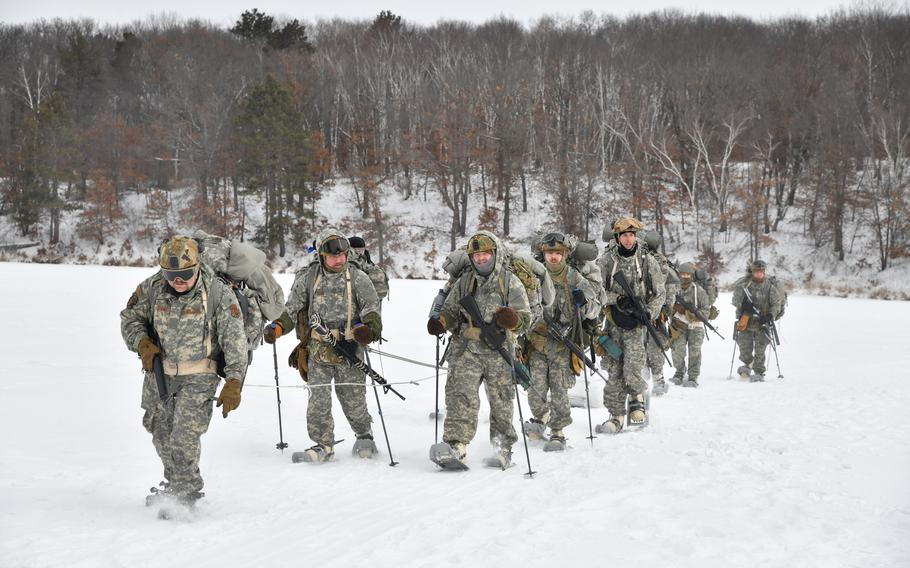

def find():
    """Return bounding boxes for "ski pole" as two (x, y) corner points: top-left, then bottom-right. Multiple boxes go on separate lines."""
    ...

(272, 340), (288, 451)
(512, 362), (536, 478)
(434, 336), (441, 445)
(576, 307), (596, 447)
(766, 327), (784, 379)
(727, 324), (739, 380)
(364, 350), (398, 466)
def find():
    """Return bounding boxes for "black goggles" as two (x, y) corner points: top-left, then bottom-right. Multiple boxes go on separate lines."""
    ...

(162, 267), (197, 282)
(320, 238), (350, 255)
(541, 232), (566, 247)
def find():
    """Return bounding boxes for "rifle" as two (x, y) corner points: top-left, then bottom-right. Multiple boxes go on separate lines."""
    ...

(457, 294), (532, 389)
(308, 313), (406, 401)
(740, 288), (784, 378)
(541, 312), (610, 383)
(612, 271), (672, 367)
(675, 296), (725, 340)
(152, 354), (168, 401)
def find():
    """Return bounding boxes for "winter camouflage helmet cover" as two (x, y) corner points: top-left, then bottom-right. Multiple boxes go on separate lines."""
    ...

(750, 259), (768, 272)
(613, 217), (645, 235)
(677, 261), (697, 275)
(538, 232), (570, 253)
(640, 229), (661, 250)
(158, 236), (200, 280)
(466, 232), (497, 254)
(315, 228), (351, 256)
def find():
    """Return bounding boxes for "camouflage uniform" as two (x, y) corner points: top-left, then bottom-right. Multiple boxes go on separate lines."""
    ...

(349, 248), (389, 306)
(670, 279), (710, 382)
(527, 257), (598, 432)
(437, 232), (531, 452)
(731, 274), (786, 377)
(598, 233), (666, 418)
(642, 245), (677, 389)
(121, 260), (246, 499)
(285, 229), (381, 448)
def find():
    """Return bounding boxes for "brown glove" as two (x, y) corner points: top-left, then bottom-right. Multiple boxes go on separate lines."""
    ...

(427, 317), (446, 336)
(263, 322), (283, 344)
(137, 335), (161, 371)
(674, 303), (685, 315)
(494, 306), (519, 330)
(216, 378), (242, 418)
(352, 323), (374, 345)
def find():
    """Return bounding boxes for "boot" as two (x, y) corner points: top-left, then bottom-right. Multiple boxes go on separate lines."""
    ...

(292, 443), (334, 464)
(737, 364), (752, 378)
(652, 381), (669, 396)
(483, 447), (513, 470)
(670, 374), (684, 386)
(628, 394), (646, 424)
(682, 378), (698, 388)
(522, 418), (548, 441)
(543, 429), (566, 452)
(749, 373), (765, 383)
(430, 441), (468, 470)
(352, 433), (378, 458)
(595, 416), (624, 434)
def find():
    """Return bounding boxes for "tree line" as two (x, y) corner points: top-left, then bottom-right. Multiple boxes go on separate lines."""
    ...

(1, 8), (908, 270)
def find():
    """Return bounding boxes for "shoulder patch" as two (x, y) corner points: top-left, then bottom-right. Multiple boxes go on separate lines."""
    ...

(230, 304), (241, 318)
(127, 292), (139, 309)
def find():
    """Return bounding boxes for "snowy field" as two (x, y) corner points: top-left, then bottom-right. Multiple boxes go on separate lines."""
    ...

(1, 262), (909, 568)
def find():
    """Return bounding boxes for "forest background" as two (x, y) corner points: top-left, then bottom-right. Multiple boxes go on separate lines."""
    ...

(1, 7), (908, 297)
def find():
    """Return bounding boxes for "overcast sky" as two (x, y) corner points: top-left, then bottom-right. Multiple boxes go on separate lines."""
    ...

(0, 0), (887, 28)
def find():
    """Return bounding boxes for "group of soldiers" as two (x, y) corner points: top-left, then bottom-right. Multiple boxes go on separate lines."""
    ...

(121, 218), (787, 508)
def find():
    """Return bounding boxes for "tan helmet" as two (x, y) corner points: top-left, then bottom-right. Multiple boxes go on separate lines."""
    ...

(538, 232), (569, 254)
(466, 233), (497, 254)
(613, 217), (644, 235)
(159, 236), (199, 281)
(678, 262), (697, 275)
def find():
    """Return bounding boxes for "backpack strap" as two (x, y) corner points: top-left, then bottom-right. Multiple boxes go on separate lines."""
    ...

(204, 276), (225, 359)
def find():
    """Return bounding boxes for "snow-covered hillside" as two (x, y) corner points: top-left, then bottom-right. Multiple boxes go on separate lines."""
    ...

(1, 176), (909, 300)
(1, 262), (908, 568)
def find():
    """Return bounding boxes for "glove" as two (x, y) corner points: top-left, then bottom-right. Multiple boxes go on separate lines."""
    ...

(427, 317), (446, 336)
(674, 303), (686, 315)
(216, 378), (242, 418)
(616, 296), (634, 311)
(137, 335), (161, 371)
(494, 306), (519, 330)
(352, 323), (374, 345)
(263, 321), (283, 344)
(756, 314), (772, 325)
(571, 288), (587, 307)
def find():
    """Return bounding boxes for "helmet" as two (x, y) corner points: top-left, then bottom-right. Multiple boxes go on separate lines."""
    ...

(538, 232), (569, 253)
(677, 262), (697, 275)
(640, 229), (661, 251)
(319, 235), (350, 256)
(159, 236), (199, 281)
(750, 259), (767, 272)
(466, 233), (497, 254)
(613, 217), (644, 235)
(348, 236), (366, 250)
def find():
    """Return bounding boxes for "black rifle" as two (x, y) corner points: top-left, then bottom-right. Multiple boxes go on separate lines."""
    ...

(741, 288), (784, 378)
(152, 354), (168, 401)
(457, 294), (532, 389)
(675, 297), (725, 340)
(542, 312), (610, 383)
(612, 271), (672, 367)
(309, 314), (405, 401)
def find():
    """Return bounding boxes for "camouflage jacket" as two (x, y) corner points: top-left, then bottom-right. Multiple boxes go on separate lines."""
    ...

(285, 262), (380, 338)
(120, 267), (247, 380)
(598, 244), (667, 321)
(674, 282), (711, 328)
(732, 276), (786, 326)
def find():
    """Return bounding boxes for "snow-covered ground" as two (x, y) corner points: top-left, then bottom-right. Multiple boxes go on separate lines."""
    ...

(1, 262), (909, 568)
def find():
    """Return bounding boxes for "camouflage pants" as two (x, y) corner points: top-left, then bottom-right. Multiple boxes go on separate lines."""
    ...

(527, 343), (575, 431)
(306, 356), (373, 447)
(644, 333), (668, 381)
(671, 326), (705, 380)
(141, 371), (218, 497)
(601, 326), (647, 417)
(443, 338), (518, 450)
(737, 327), (772, 375)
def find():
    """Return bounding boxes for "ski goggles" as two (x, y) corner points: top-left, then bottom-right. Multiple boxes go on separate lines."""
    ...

(320, 237), (350, 255)
(466, 234), (496, 253)
(540, 232), (567, 248)
(162, 266), (198, 282)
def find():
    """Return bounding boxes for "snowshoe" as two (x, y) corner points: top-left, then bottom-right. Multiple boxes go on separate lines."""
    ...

(542, 431), (566, 452)
(429, 442), (468, 471)
(670, 375), (684, 386)
(627, 393), (648, 427)
(522, 418), (548, 441)
(749, 373), (765, 383)
(292, 444), (335, 464)
(652, 381), (669, 397)
(482, 448), (513, 470)
(145, 481), (171, 507)
(156, 491), (203, 521)
(682, 379), (698, 388)
(737, 365), (752, 379)
(595, 416), (624, 434)
(352, 434), (378, 459)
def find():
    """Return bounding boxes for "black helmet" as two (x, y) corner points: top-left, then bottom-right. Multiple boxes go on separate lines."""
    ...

(750, 259), (767, 272)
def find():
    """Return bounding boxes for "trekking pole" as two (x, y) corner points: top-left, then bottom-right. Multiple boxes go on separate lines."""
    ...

(512, 362), (536, 478)
(434, 336), (441, 445)
(576, 307), (596, 447)
(727, 324), (739, 380)
(272, 341), (288, 451)
(766, 326), (784, 379)
(364, 350), (398, 466)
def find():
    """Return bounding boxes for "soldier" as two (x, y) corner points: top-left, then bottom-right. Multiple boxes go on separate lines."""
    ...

(640, 230), (678, 396)
(121, 236), (247, 510)
(348, 236), (389, 308)
(670, 262), (710, 387)
(427, 231), (532, 469)
(731, 259), (787, 382)
(596, 218), (666, 433)
(523, 233), (599, 451)
(264, 229), (382, 462)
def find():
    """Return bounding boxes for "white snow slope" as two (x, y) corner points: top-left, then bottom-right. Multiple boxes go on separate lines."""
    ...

(1, 262), (908, 568)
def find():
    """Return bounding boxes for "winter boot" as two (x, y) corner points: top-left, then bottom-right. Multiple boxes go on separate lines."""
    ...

(737, 364), (752, 379)
(670, 374), (684, 386)
(595, 416), (624, 434)
(482, 447), (513, 470)
(430, 441), (468, 470)
(749, 373), (765, 383)
(292, 444), (334, 464)
(352, 434), (379, 458)
(682, 378), (699, 388)
(543, 429), (567, 452)
(522, 418), (548, 441)
(628, 394), (647, 425)
(145, 481), (172, 507)
(652, 381), (669, 397)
